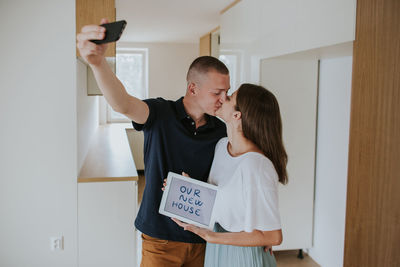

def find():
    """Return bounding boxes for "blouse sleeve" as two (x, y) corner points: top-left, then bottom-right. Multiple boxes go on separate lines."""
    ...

(241, 156), (282, 232)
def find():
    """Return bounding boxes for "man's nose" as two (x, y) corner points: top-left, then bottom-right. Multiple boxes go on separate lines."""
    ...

(220, 92), (227, 102)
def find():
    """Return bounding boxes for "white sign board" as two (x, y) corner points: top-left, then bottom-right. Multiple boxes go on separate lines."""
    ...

(159, 172), (218, 229)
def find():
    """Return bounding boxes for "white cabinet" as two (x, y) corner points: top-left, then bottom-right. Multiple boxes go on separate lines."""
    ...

(260, 56), (319, 250)
(77, 56), (116, 96)
(126, 129), (145, 171)
(87, 57), (116, 95)
(77, 124), (139, 266)
(78, 181), (138, 267)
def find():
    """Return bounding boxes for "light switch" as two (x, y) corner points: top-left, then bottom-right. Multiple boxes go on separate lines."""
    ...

(50, 236), (64, 251)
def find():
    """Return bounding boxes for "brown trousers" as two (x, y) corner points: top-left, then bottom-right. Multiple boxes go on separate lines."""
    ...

(140, 234), (206, 267)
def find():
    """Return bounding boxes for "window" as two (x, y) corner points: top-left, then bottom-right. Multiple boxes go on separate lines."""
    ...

(108, 49), (148, 122)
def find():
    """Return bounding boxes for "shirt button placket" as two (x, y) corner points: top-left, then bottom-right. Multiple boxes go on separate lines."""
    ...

(191, 120), (196, 135)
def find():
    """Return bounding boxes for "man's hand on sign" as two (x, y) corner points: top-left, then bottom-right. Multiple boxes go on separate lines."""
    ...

(161, 172), (190, 191)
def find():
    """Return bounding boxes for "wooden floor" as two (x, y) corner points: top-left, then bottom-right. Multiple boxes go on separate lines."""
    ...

(137, 174), (320, 267)
(274, 250), (320, 267)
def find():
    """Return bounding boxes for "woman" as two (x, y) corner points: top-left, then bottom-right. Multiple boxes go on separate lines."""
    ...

(172, 83), (288, 267)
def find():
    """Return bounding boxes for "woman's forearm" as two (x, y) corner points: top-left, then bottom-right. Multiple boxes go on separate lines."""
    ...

(172, 218), (282, 247)
(206, 229), (282, 247)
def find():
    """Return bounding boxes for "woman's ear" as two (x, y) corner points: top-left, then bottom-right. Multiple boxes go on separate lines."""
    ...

(233, 111), (242, 124)
(233, 111), (242, 120)
(232, 111), (242, 130)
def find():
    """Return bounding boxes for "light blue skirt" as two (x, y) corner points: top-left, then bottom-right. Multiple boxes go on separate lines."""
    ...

(204, 223), (277, 267)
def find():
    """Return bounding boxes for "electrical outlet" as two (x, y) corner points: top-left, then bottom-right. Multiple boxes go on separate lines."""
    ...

(50, 236), (64, 251)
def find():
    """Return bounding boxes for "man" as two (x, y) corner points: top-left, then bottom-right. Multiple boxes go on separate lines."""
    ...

(77, 19), (230, 266)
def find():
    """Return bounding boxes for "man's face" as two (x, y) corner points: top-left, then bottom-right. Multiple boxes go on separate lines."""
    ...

(215, 90), (238, 123)
(195, 71), (230, 116)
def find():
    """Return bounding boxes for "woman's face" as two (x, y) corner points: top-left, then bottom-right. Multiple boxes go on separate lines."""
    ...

(216, 90), (238, 123)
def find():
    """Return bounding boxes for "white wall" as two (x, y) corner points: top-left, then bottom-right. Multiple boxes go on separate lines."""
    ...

(0, 1), (78, 266)
(77, 59), (99, 173)
(221, 0), (356, 56)
(118, 42), (199, 100)
(220, 0), (356, 84)
(308, 56), (353, 267)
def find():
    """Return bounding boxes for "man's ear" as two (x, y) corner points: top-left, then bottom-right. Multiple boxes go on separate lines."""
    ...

(187, 82), (197, 95)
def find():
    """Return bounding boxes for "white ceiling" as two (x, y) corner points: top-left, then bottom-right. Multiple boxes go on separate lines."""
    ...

(116, 0), (233, 43)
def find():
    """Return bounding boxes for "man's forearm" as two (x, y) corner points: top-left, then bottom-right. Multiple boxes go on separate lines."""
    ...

(90, 58), (130, 114)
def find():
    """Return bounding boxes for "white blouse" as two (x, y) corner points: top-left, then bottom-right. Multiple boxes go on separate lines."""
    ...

(208, 137), (281, 232)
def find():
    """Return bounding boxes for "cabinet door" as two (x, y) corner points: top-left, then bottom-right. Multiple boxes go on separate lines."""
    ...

(78, 181), (138, 267)
(199, 33), (211, 56)
(260, 57), (318, 250)
(87, 57), (115, 95)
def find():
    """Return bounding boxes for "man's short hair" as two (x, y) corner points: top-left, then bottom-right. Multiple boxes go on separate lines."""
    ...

(186, 56), (229, 82)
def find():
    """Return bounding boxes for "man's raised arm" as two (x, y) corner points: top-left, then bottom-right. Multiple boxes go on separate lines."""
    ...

(76, 18), (149, 124)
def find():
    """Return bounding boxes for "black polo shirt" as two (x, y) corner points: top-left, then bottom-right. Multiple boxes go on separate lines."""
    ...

(132, 97), (227, 243)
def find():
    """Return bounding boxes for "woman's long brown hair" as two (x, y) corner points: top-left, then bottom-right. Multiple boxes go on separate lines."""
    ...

(236, 83), (288, 184)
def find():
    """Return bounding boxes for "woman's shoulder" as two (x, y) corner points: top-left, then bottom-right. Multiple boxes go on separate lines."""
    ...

(214, 137), (228, 152)
(240, 152), (274, 170)
(239, 153), (279, 188)
(216, 137), (228, 146)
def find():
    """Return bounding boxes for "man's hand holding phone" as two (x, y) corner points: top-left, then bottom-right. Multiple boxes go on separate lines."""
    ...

(77, 18), (108, 66)
(76, 18), (126, 66)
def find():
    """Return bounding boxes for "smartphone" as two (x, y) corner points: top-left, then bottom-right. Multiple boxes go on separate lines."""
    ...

(90, 20), (127, 44)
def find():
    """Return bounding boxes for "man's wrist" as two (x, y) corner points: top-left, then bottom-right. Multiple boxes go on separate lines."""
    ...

(89, 56), (106, 69)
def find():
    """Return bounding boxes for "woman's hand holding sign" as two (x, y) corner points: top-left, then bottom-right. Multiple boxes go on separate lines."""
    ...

(171, 217), (214, 241)
(172, 218), (273, 255)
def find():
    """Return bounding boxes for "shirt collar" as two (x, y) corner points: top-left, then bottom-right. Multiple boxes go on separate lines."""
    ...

(175, 97), (189, 120)
(175, 97), (217, 129)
